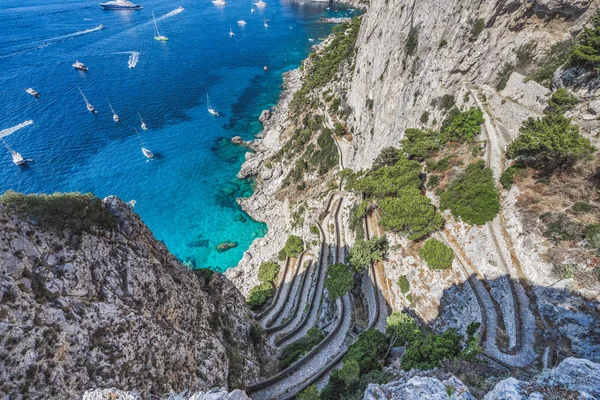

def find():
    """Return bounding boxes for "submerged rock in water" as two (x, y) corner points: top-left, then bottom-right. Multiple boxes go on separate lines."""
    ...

(234, 214), (248, 223)
(217, 240), (238, 252)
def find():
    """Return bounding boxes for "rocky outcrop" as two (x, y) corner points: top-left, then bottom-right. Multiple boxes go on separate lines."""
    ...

(0, 196), (263, 399)
(83, 387), (251, 400)
(363, 358), (600, 400)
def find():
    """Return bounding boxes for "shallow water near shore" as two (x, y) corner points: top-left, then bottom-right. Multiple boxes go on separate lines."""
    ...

(0, 0), (357, 271)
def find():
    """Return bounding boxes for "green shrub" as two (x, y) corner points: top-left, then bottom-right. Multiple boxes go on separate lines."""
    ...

(419, 239), (454, 270)
(496, 63), (515, 91)
(469, 18), (485, 42)
(401, 128), (444, 160)
(572, 202), (593, 213)
(338, 359), (360, 386)
(546, 88), (579, 114)
(379, 189), (445, 240)
(506, 113), (595, 170)
(428, 175), (440, 189)
(397, 275), (410, 294)
(348, 237), (388, 271)
(405, 26), (419, 56)
(349, 158), (422, 199)
(258, 261), (280, 284)
(307, 129), (339, 175)
(401, 328), (463, 370)
(440, 160), (500, 225)
(527, 39), (574, 87)
(345, 329), (389, 374)
(386, 312), (421, 345)
(246, 282), (275, 308)
(441, 107), (484, 143)
(569, 10), (600, 71)
(279, 327), (324, 369)
(249, 323), (265, 346)
(420, 111), (430, 124)
(297, 384), (319, 400)
(426, 156), (452, 172)
(372, 147), (403, 169)
(0, 191), (115, 231)
(542, 213), (586, 242)
(516, 41), (537, 72)
(310, 225), (320, 235)
(439, 94), (456, 111)
(325, 263), (354, 299)
(500, 164), (523, 190)
(586, 224), (600, 254)
(281, 235), (304, 259)
(439, 39), (448, 49)
(462, 322), (482, 360)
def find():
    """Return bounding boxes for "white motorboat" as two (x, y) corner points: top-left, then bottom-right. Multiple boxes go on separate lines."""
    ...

(26, 88), (40, 97)
(207, 94), (219, 116)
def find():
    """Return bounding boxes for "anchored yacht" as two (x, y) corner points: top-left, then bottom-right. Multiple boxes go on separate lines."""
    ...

(25, 88), (40, 98)
(254, 0), (266, 7)
(100, 0), (142, 10)
(73, 61), (88, 71)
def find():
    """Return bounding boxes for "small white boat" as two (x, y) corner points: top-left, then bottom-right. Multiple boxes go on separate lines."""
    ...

(136, 128), (153, 159)
(308, 38), (314, 43)
(264, 17), (268, 28)
(254, 0), (266, 7)
(152, 11), (168, 41)
(207, 94), (219, 116)
(251, 7), (255, 12)
(1, 139), (27, 166)
(128, 51), (139, 69)
(73, 61), (88, 71)
(25, 88), (40, 98)
(78, 87), (97, 113)
(138, 112), (148, 130)
(212, 0), (226, 5)
(107, 99), (120, 122)
(229, 26), (235, 37)
(237, 20), (247, 25)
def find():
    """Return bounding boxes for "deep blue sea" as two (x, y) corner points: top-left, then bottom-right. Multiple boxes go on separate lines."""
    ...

(0, 0), (356, 271)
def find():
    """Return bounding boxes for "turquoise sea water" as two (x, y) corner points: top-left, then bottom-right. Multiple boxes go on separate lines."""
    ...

(0, 0), (356, 271)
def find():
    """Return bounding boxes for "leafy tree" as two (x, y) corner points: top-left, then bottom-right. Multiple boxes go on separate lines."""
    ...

(569, 10), (600, 70)
(325, 263), (354, 299)
(440, 160), (500, 225)
(441, 107), (484, 143)
(279, 327), (325, 369)
(500, 164), (523, 190)
(462, 322), (482, 360)
(379, 188), (445, 240)
(345, 329), (389, 374)
(246, 282), (275, 308)
(397, 275), (410, 294)
(338, 359), (360, 386)
(506, 113), (595, 170)
(401, 128), (444, 160)
(401, 328), (463, 370)
(386, 312), (421, 346)
(419, 239), (454, 270)
(373, 147), (403, 169)
(297, 384), (319, 400)
(257, 261), (280, 284)
(546, 88), (579, 114)
(349, 158), (422, 199)
(348, 237), (388, 271)
(281, 235), (304, 259)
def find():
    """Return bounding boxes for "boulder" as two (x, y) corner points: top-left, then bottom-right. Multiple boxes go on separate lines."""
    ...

(259, 109), (271, 123)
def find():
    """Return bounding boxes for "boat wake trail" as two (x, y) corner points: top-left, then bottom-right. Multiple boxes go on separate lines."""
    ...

(0, 120), (34, 139)
(0, 25), (104, 60)
(112, 51), (140, 69)
(158, 6), (184, 20)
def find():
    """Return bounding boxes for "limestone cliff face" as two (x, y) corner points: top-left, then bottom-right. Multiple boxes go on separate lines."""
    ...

(344, 0), (596, 170)
(0, 197), (263, 399)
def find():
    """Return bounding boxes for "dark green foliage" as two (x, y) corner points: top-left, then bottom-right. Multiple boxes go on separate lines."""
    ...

(439, 94), (456, 111)
(297, 384), (319, 400)
(345, 329), (389, 374)
(258, 261), (280, 284)
(349, 158), (422, 199)
(349, 201), (368, 241)
(426, 156), (452, 172)
(325, 263), (354, 299)
(546, 88), (579, 114)
(348, 237), (388, 271)
(500, 164), (523, 190)
(379, 189), (445, 240)
(193, 267), (215, 281)
(401, 128), (444, 160)
(439, 39), (448, 49)
(419, 239), (454, 270)
(401, 328), (463, 370)
(515, 41), (537, 72)
(397, 275), (410, 294)
(527, 39), (574, 87)
(0, 191), (115, 231)
(441, 107), (484, 143)
(246, 282), (275, 308)
(308, 128), (340, 175)
(586, 224), (600, 254)
(249, 323), (265, 346)
(469, 18), (485, 42)
(462, 322), (482, 360)
(506, 113), (595, 170)
(420, 111), (430, 124)
(279, 327), (325, 369)
(542, 213), (586, 242)
(496, 63), (515, 91)
(386, 312), (421, 345)
(569, 10), (600, 71)
(310, 224), (320, 235)
(572, 202), (593, 213)
(427, 175), (440, 189)
(281, 235), (304, 259)
(338, 360), (360, 386)
(440, 160), (500, 225)
(373, 147), (403, 169)
(405, 26), (419, 56)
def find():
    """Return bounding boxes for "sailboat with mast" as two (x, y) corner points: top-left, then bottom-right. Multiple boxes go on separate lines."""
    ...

(138, 112), (148, 130)
(1, 138), (27, 166)
(229, 26), (235, 37)
(78, 87), (97, 113)
(207, 94), (219, 116)
(107, 100), (120, 122)
(135, 128), (153, 159)
(152, 11), (168, 41)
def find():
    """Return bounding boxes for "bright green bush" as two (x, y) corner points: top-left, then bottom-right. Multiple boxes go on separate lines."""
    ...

(281, 235), (304, 259)
(348, 237), (388, 271)
(401, 128), (444, 160)
(500, 164), (523, 190)
(401, 328), (463, 370)
(325, 263), (354, 299)
(546, 88), (579, 114)
(297, 384), (319, 400)
(258, 261), (280, 284)
(246, 282), (275, 308)
(379, 188), (445, 240)
(386, 312), (421, 346)
(0, 191), (115, 230)
(569, 10), (600, 71)
(279, 327), (324, 369)
(419, 239), (454, 270)
(397, 275), (410, 294)
(310, 225), (320, 235)
(441, 107), (484, 143)
(349, 158), (422, 199)
(506, 113), (595, 170)
(440, 160), (500, 225)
